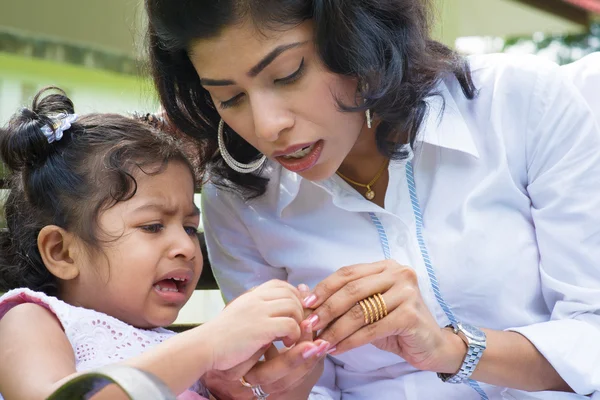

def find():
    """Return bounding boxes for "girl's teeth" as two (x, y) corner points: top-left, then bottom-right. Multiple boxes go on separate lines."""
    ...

(283, 144), (314, 159)
(154, 284), (179, 292)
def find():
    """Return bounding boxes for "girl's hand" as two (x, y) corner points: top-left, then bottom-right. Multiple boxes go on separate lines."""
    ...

(208, 279), (308, 372)
(302, 260), (466, 374)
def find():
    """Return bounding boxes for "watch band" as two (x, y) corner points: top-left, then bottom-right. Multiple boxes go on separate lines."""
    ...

(438, 344), (485, 383)
(437, 323), (486, 384)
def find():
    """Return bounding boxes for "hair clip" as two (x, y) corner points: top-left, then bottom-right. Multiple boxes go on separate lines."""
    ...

(41, 113), (78, 143)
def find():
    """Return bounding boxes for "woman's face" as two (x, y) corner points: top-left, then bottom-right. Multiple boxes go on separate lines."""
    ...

(189, 21), (368, 181)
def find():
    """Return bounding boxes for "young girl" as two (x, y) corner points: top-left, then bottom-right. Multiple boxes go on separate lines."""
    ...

(0, 88), (329, 400)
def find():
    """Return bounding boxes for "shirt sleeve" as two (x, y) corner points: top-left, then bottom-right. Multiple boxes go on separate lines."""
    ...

(201, 184), (287, 303)
(507, 59), (600, 395)
(560, 53), (600, 127)
(201, 185), (342, 398)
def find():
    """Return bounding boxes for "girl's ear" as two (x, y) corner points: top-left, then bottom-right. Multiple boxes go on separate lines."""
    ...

(37, 226), (82, 281)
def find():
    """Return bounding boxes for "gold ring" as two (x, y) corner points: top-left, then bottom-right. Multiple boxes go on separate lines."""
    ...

(376, 293), (388, 317)
(367, 296), (381, 322)
(372, 293), (384, 320)
(239, 376), (252, 388)
(358, 293), (387, 325)
(362, 298), (375, 324)
(358, 300), (370, 325)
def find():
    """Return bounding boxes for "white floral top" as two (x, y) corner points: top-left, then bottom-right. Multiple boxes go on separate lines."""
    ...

(0, 288), (207, 399)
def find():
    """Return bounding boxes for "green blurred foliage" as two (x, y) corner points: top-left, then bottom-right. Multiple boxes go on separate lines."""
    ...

(503, 22), (600, 64)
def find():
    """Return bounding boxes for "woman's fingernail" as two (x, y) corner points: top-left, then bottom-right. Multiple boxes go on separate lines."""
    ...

(302, 345), (320, 359)
(298, 284), (310, 292)
(303, 322), (313, 334)
(317, 342), (331, 357)
(306, 314), (319, 328)
(327, 346), (337, 354)
(317, 346), (328, 358)
(303, 294), (317, 307)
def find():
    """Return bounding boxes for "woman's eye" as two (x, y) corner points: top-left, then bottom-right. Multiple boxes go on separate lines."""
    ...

(140, 224), (164, 234)
(275, 58), (305, 85)
(219, 93), (245, 109)
(184, 226), (199, 236)
(217, 58), (305, 109)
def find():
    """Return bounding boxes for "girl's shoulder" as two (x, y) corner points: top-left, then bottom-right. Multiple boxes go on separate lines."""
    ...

(0, 288), (176, 370)
(0, 288), (71, 327)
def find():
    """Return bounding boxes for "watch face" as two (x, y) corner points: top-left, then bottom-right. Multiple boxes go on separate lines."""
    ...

(460, 323), (486, 342)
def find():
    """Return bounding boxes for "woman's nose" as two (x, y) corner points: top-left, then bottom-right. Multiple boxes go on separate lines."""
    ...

(251, 95), (294, 142)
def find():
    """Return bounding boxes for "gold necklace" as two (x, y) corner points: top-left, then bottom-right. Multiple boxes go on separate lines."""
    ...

(336, 159), (389, 200)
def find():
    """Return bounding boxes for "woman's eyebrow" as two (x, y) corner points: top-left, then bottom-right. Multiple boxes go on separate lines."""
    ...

(247, 41), (307, 77)
(200, 41), (308, 86)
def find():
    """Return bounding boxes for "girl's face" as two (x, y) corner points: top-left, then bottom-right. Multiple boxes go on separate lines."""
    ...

(68, 161), (202, 328)
(189, 21), (369, 181)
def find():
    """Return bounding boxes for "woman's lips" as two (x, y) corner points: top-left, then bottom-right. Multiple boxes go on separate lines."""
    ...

(275, 140), (324, 173)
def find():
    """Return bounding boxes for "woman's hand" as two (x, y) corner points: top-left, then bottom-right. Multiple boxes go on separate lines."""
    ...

(203, 283), (330, 399)
(302, 260), (466, 374)
(203, 341), (327, 400)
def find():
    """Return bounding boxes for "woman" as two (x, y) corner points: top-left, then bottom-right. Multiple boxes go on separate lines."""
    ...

(145, 1), (600, 399)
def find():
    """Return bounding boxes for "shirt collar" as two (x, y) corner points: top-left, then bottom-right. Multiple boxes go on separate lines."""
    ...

(418, 80), (480, 158)
(276, 80), (479, 216)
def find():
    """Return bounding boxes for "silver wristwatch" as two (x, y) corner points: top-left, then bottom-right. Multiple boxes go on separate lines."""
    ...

(437, 322), (487, 384)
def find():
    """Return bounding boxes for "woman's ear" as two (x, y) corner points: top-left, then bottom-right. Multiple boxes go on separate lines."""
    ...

(37, 225), (81, 281)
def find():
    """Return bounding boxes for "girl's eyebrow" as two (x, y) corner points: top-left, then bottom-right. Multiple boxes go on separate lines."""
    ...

(131, 203), (200, 217)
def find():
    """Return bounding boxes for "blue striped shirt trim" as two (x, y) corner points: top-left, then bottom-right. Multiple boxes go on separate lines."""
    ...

(367, 161), (488, 399)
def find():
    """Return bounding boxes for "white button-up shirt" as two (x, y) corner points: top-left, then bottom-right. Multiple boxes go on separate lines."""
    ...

(202, 54), (600, 400)
(562, 52), (600, 126)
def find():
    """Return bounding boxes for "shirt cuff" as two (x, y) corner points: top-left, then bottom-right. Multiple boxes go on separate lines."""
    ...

(507, 318), (600, 395)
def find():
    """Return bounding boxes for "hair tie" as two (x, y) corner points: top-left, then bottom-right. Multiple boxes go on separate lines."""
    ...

(40, 113), (78, 143)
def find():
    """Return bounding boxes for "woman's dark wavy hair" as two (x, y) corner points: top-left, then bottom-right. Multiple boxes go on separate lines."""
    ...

(0, 87), (194, 296)
(146, 0), (476, 198)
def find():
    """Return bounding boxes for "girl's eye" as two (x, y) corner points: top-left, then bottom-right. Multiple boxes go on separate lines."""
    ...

(140, 224), (164, 234)
(184, 226), (199, 236)
(275, 57), (305, 85)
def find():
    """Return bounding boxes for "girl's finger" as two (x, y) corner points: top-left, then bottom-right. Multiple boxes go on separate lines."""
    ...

(259, 280), (302, 300)
(215, 344), (270, 381)
(267, 298), (304, 324)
